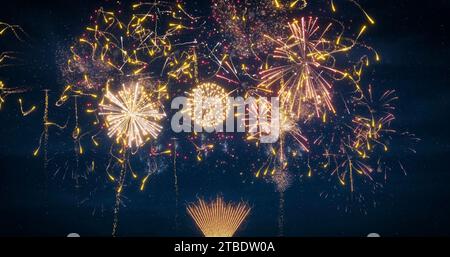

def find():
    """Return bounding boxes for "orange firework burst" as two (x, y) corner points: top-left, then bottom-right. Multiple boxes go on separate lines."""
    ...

(187, 197), (251, 237)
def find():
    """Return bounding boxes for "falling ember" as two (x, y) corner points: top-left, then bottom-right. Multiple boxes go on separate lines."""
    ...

(187, 197), (251, 237)
(1, 22), (28, 112)
(18, 98), (36, 116)
(0, 83), (28, 111)
(278, 191), (285, 236)
(99, 82), (166, 150)
(185, 82), (230, 130)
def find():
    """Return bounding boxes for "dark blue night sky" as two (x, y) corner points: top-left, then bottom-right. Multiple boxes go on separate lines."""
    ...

(0, 0), (449, 237)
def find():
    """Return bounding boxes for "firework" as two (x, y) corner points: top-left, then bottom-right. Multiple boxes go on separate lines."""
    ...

(351, 88), (398, 156)
(185, 82), (230, 130)
(98, 81), (166, 236)
(99, 82), (166, 150)
(206, 0), (376, 86)
(314, 85), (402, 195)
(259, 16), (377, 119)
(247, 95), (308, 177)
(55, 2), (185, 171)
(187, 197), (251, 237)
(43, 0), (413, 226)
(271, 168), (294, 193)
(98, 81), (167, 235)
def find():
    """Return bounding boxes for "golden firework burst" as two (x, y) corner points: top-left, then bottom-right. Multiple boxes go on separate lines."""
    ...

(99, 82), (166, 149)
(187, 197), (251, 237)
(186, 82), (230, 130)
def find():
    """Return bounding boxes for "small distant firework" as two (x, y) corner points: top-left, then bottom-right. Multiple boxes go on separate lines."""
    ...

(247, 96), (308, 178)
(99, 82), (166, 150)
(259, 16), (375, 119)
(270, 169), (293, 236)
(187, 197), (251, 237)
(351, 88), (398, 157)
(271, 168), (294, 193)
(186, 82), (230, 130)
